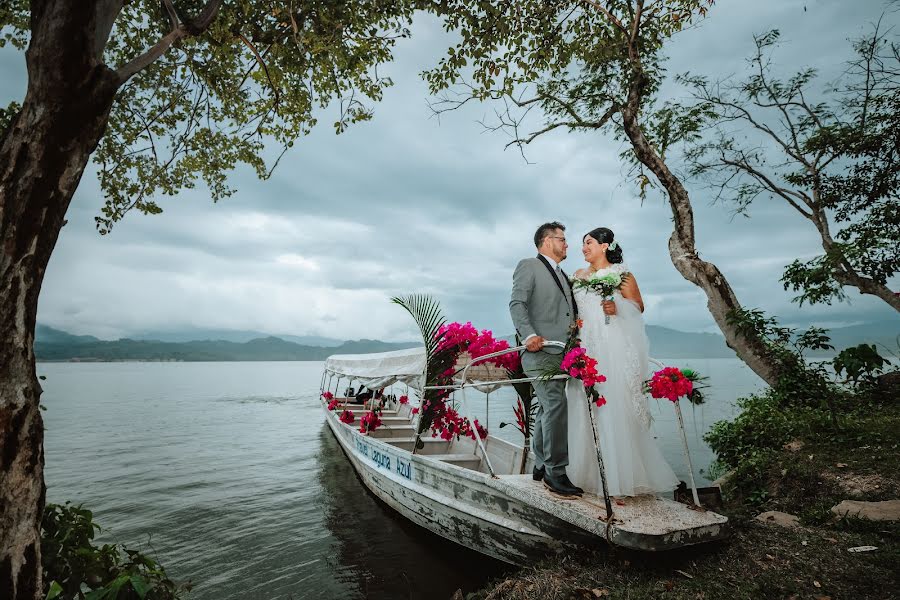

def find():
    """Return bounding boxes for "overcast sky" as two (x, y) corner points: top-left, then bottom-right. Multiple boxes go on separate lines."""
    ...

(2, 1), (898, 341)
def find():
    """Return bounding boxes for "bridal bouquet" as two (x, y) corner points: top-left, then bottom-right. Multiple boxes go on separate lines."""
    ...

(644, 367), (708, 405)
(559, 346), (607, 404)
(571, 271), (631, 324)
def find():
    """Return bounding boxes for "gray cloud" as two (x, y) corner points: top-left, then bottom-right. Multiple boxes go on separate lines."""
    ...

(3, 2), (897, 341)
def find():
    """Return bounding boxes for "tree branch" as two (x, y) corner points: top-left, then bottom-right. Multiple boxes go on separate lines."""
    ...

(236, 34), (279, 112)
(115, 0), (223, 83)
(630, 0), (644, 47)
(510, 103), (618, 147)
(718, 156), (814, 219)
(581, 0), (627, 32)
(162, 0), (178, 31)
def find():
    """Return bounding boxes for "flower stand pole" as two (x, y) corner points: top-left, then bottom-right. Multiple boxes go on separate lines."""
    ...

(673, 401), (700, 506)
(585, 393), (614, 520)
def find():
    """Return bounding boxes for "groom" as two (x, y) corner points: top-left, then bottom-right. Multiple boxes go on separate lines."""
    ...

(509, 222), (583, 497)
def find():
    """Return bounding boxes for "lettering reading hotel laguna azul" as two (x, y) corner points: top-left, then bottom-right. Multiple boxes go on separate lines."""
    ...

(355, 437), (411, 480)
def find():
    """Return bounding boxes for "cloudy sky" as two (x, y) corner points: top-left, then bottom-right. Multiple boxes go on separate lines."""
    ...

(2, 1), (898, 342)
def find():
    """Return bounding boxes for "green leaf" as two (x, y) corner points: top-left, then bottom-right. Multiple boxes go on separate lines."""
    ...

(104, 574), (130, 600)
(129, 575), (150, 599)
(45, 581), (63, 600)
(84, 588), (108, 600)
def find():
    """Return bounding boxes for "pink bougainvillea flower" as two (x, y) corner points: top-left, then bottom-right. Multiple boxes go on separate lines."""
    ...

(358, 410), (383, 434)
(647, 367), (694, 402)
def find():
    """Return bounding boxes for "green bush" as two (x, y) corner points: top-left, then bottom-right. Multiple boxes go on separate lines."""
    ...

(703, 393), (798, 468)
(42, 502), (188, 600)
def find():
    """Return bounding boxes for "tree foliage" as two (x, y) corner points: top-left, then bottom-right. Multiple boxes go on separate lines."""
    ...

(423, 0), (712, 151)
(681, 24), (899, 309)
(1, 0), (416, 233)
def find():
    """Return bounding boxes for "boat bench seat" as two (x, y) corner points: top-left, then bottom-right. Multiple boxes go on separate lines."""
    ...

(427, 453), (482, 470)
(367, 425), (416, 439)
(385, 437), (451, 455)
(379, 416), (411, 424)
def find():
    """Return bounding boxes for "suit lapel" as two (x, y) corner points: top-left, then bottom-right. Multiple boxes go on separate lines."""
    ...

(536, 254), (571, 307)
(561, 267), (578, 317)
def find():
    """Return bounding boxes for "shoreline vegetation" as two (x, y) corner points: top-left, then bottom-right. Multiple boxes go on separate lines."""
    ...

(462, 352), (900, 599)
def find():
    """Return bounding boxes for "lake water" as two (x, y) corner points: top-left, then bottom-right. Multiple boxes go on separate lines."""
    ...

(40, 358), (765, 599)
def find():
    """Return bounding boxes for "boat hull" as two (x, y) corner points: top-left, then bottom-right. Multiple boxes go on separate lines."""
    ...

(323, 403), (728, 563)
(324, 408), (606, 563)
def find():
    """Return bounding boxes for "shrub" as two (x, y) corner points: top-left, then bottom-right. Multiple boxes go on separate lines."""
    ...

(704, 393), (798, 469)
(42, 502), (188, 600)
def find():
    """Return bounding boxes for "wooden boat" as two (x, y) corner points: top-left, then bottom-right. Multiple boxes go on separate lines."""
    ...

(320, 347), (729, 564)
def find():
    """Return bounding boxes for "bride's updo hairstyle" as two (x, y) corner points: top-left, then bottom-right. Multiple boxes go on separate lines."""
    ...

(585, 227), (624, 264)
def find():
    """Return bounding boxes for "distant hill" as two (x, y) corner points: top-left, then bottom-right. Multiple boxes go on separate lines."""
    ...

(35, 330), (420, 362)
(34, 319), (897, 362)
(126, 327), (344, 346)
(645, 325), (733, 358)
(36, 325), (100, 345)
(821, 321), (899, 354)
(646, 321), (898, 358)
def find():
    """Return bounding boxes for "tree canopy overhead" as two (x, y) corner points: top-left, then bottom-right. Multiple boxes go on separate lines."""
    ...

(1, 0), (415, 233)
(424, 0), (713, 151)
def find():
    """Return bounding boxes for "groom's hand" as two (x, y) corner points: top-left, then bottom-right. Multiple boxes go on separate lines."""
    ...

(602, 300), (617, 315)
(525, 336), (545, 352)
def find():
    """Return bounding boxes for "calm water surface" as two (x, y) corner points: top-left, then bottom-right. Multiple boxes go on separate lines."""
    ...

(40, 359), (765, 599)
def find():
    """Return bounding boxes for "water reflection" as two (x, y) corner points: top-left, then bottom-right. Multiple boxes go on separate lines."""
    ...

(317, 428), (512, 599)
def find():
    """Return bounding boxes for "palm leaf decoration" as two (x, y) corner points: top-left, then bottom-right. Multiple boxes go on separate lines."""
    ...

(390, 294), (446, 358)
(391, 294), (458, 446)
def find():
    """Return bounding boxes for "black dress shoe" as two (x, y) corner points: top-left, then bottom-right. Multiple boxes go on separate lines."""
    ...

(532, 466), (545, 481)
(542, 473), (579, 496)
(559, 474), (584, 495)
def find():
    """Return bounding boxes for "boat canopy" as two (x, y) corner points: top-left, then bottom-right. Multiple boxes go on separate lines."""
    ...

(323, 347), (511, 392)
(324, 347), (427, 390)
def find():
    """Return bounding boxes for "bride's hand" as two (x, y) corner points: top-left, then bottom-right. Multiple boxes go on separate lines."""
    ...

(602, 300), (617, 316)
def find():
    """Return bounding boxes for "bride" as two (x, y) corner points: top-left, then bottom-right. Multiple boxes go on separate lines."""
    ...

(566, 227), (679, 498)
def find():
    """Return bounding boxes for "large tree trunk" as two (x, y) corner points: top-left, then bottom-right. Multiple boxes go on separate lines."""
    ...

(0, 3), (122, 598)
(619, 93), (788, 387)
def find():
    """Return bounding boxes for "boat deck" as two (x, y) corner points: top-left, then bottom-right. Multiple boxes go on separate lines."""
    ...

(496, 474), (728, 549)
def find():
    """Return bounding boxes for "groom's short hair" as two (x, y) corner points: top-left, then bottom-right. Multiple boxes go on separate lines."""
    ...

(534, 221), (565, 248)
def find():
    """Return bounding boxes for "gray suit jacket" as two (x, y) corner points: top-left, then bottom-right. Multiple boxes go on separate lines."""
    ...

(509, 256), (575, 355)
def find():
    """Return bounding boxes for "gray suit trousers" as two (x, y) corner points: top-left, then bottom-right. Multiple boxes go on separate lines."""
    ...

(522, 349), (568, 477)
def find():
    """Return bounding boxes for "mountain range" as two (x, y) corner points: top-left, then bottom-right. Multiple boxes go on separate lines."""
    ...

(34, 320), (898, 362)
(35, 325), (417, 362)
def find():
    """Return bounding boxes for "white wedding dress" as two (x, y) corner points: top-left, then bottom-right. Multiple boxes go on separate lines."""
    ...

(565, 263), (679, 497)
